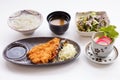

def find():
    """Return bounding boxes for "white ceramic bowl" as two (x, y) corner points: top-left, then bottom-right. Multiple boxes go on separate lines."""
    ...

(75, 11), (110, 37)
(77, 31), (96, 36)
(8, 10), (43, 35)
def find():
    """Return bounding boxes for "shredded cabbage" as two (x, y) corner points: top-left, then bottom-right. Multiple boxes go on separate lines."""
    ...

(58, 43), (77, 61)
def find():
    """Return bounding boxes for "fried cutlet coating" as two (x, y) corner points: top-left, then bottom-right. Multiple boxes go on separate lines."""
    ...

(27, 38), (60, 64)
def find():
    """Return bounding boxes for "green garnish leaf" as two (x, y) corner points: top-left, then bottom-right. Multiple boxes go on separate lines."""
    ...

(99, 25), (119, 40)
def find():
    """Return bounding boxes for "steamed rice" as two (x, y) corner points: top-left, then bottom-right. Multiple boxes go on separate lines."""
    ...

(10, 13), (41, 30)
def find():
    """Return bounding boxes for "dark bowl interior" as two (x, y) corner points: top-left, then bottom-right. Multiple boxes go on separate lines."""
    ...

(3, 42), (27, 60)
(47, 11), (71, 35)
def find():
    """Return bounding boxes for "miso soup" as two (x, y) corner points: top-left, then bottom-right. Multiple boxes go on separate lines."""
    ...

(50, 19), (67, 26)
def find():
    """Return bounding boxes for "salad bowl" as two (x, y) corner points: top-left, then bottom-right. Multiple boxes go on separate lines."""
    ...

(76, 11), (110, 36)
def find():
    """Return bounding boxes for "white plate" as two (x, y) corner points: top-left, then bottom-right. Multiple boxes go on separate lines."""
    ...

(85, 42), (118, 64)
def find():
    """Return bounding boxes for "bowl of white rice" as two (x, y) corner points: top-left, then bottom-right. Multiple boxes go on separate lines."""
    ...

(8, 10), (43, 35)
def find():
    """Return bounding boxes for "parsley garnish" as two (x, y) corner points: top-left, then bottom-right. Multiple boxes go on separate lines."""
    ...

(99, 25), (119, 40)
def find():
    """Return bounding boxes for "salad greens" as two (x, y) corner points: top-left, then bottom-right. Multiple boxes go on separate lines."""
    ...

(99, 25), (119, 40)
(77, 11), (109, 32)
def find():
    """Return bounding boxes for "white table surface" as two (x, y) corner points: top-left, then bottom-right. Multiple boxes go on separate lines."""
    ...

(0, 0), (120, 80)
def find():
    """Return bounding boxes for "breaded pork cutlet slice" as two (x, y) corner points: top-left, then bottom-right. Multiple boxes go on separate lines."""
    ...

(27, 38), (60, 64)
